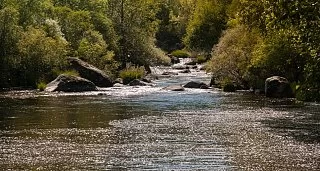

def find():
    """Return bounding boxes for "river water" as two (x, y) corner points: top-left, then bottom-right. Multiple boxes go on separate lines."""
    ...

(0, 64), (319, 170)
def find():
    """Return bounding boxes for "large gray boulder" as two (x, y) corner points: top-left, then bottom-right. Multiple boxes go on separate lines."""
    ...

(265, 76), (294, 98)
(183, 81), (208, 89)
(45, 74), (97, 92)
(67, 57), (113, 87)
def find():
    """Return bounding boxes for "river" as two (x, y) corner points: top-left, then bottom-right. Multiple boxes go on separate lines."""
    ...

(0, 64), (319, 170)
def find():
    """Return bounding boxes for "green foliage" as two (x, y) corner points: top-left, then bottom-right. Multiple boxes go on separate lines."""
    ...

(155, 1), (187, 52)
(17, 26), (68, 87)
(184, 0), (229, 52)
(171, 50), (190, 58)
(209, 25), (260, 86)
(119, 65), (145, 85)
(221, 78), (236, 92)
(59, 70), (79, 77)
(37, 81), (47, 91)
(195, 55), (207, 64)
(249, 30), (305, 85)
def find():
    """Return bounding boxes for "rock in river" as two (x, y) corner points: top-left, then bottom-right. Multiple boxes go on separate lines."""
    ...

(67, 57), (113, 87)
(128, 79), (153, 86)
(265, 76), (294, 98)
(45, 74), (97, 92)
(183, 81), (208, 89)
(163, 85), (185, 91)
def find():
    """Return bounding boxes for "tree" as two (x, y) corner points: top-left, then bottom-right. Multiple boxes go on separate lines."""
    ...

(17, 26), (68, 86)
(210, 25), (261, 87)
(184, 0), (229, 52)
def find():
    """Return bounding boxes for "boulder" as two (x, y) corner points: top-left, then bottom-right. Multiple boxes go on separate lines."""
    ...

(163, 85), (185, 91)
(223, 83), (236, 92)
(265, 76), (294, 98)
(199, 65), (206, 71)
(189, 65), (198, 69)
(141, 78), (152, 83)
(172, 65), (189, 70)
(183, 81), (208, 89)
(45, 74), (97, 92)
(67, 57), (113, 87)
(113, 83), (126, 87)
(200, 84), (210, 89)
(162, 71), (179, 76)
(170, 56), (180, 64)
(185, 61), (197, 65)
(114, 78), (123, 84)
(179, 69), (191, 73)
(128, 79), (152, 86)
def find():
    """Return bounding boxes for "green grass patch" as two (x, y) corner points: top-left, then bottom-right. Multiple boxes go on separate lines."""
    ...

(196, 55), (207, 64)
(37, 82), (47, 91)
(119, 65), (145, 85)
(60, 70), (80, 77)
(171, 50), (191, 58)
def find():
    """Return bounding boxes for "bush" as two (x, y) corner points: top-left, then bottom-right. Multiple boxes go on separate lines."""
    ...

(196, 55), (207, 64)
(171, 50), (191, 58)
(248, 29), (305, 86)
(37, 82), (47, 91)
(209, 25), (261, 86)
(221, 78), (236, 92)
(119, 65), (145, 85)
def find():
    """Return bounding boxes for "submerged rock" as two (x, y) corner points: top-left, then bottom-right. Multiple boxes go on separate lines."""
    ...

(172, 65), (189, 70)
(162, 71), (179, 76)
(67, 57), (113, 87)
(183, 81), (208, 89)
(170, 56), (180, 64)
(179, 69), (191, 73)
(45, 74), (97, 92)
(265, 76), (294, 98)
(163, 85), (185, 91)
(128, 79), (153, 86)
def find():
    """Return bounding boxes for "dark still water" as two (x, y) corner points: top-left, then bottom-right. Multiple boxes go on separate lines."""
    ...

(0, 75), (319, 170)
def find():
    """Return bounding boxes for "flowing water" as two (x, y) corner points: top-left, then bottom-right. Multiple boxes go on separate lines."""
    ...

(0, 64), (319, 170)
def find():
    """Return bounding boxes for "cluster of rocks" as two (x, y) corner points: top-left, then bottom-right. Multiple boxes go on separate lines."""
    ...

(164, 81), (210, 91)
(45, 58), (154, 92)
(45, 57), (295, 99)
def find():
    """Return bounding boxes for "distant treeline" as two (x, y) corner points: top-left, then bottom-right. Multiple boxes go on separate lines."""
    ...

(0, 0), (319, 101)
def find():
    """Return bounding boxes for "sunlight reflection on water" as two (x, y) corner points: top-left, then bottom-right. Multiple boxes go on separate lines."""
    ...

(0, 70), (319, 170)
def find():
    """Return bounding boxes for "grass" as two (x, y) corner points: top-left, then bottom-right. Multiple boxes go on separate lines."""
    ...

(171, 50), (191, 58)
(119, 65), (145, 85)
(37, 82), (47, 91)
(61, 70), (80, 77)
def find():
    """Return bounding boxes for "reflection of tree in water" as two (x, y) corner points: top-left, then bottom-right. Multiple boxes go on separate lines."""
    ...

(0, 95), (157, 130)
(262, 106), (320, 144)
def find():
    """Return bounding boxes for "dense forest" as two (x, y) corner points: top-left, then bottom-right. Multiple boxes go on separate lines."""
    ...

(0, 0), (319, 101)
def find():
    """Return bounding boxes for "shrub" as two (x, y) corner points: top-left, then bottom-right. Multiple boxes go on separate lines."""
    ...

(209, 25), (261, 86)
(171, 50), (191, 58)
(37, 82), (47, 91)
(119, 65), (145, 85)
(248, 29), (305, 86)
(221, 78), (236, 92)
(196, 55), (207, 64)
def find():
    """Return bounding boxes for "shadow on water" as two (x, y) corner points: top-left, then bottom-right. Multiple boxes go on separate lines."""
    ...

(209, 90), (319, 144)
(0, 95), (158, 130)
(261, 102), (320, 144)
(228, 92), (320, 144)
